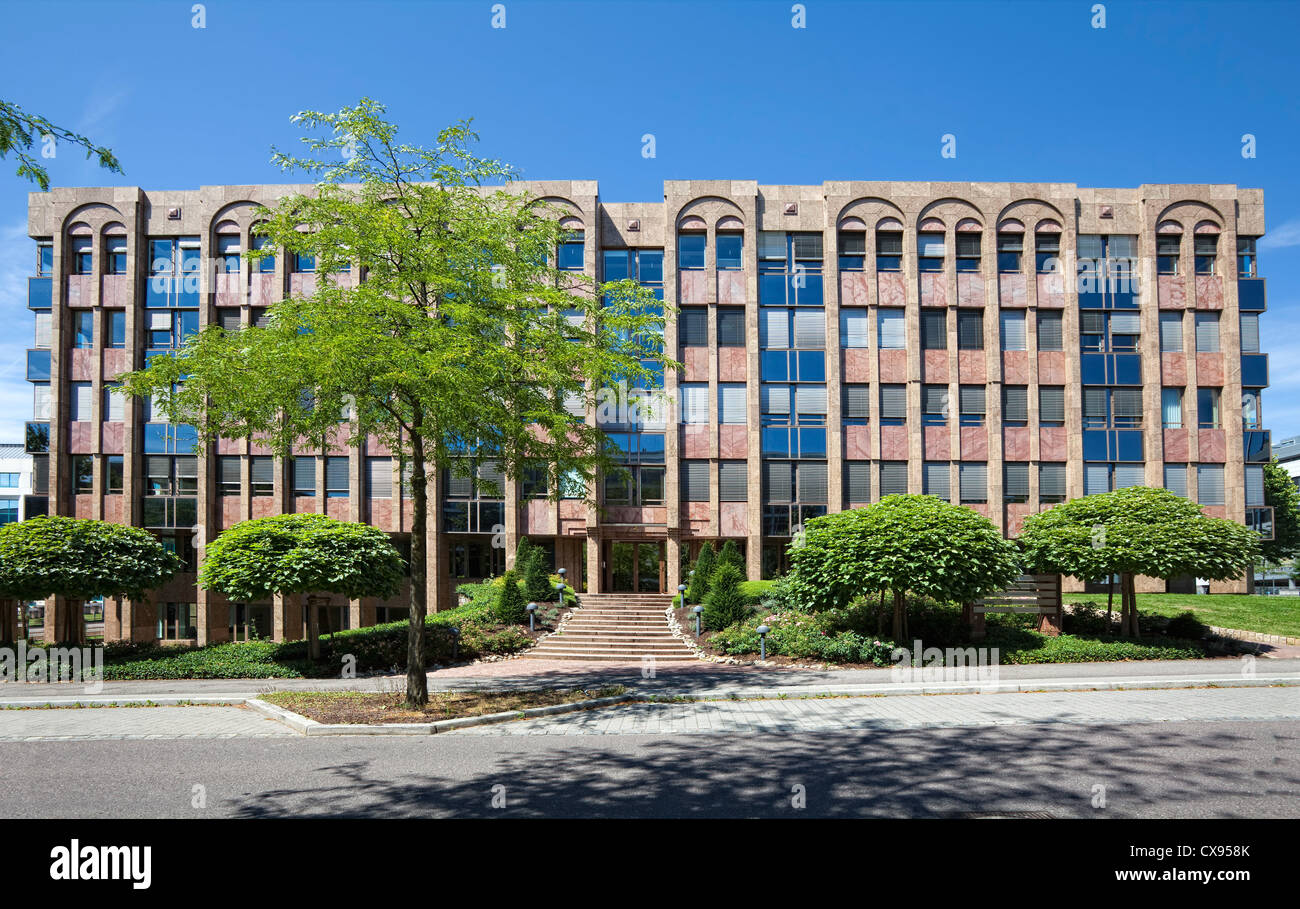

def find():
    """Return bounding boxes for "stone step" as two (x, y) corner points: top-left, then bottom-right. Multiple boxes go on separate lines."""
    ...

(541, 636), (686, 646)
(521, 651), (697, 662)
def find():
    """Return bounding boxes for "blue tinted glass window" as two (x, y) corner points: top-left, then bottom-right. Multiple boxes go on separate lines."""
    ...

(293, 252), (316, 273)
(603, 250), (630, 282)
(38, 244), (53, 275)
(716, 234), (743, 270)
(796, 350), (825, 381)
(149, 239), (173, 274)
(761, 350), (788, 381)
(74, 311), (94, 348)
(558, 231), (585, 270)
(799, 427), (827, 457)
(108, 311), (126, 348)
(26, 349), (50, 381)
(637, 250), (663, 284)
(678, 234), (705, 270)
(761, 427), (790, 457)
(28, 276), (52, 309)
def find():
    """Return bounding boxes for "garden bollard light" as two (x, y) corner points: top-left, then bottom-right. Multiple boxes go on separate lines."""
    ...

(757, 625), (770, 661)
(526, 602), (537, 632)
(693, 604), (703, 637)
(450, 626), (461, 662)
(677, 584), (687, 608)
(557, 567), (566, 578)
(556, 581), (566, 606)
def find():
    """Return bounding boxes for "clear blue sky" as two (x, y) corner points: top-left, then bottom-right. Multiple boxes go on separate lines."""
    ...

(2, 0), (1299, 445)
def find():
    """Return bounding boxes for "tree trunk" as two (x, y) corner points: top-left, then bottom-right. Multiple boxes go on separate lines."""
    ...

(892, 590), (906, 642)
(57, 598), (85, 645)
(877, 589), (886, 637)
(1105, 576), (1115, 632)
(0, 598), (16, 645)
(307, 597), (321, 661)
(1127, 573), (1141, 640)
(405, 418), (430, 709)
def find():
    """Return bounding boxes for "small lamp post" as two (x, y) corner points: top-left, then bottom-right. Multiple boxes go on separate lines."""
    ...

(756, 624), (771, 661)
(555, 581), (566, 605)
(450, 625), (461, 662)
(693, 604), (704, 637)
(526, 602), (537, 632)
(677, 583), (687, 608)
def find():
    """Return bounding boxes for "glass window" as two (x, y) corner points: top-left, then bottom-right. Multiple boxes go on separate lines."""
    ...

(838, 230), (866, 271)
(1157, 234), (1181, 275)
(917, 232), (944, 272)
(877, 309), (905, 349)
(73, 310), (94, 348)
(557, 229), (585, 270)
(1194, 234), (1218, 275)
(716, 233), (743, 270)
(106, 236), (127, 275)
(717, 308), (744, 346)
(875, 230), (902, 271)
(996, 232), (1023, 272)
(1195, 312), (1220, 352)
(957, 309), (983, 350)
(72, 455), (94, 493)
(1197, 387), (1221, 428)
(292, 251), (316, 273)
(107, 456), (124, 494)
(999, 311), (1027, 350)
(1162, 387), (1183, 428)
(1036, 311), (1063, 351)
(677, 233), (705, 270)
(679, 308), (707, 347)
(1159, 312), (1183, 352)
(107, 310), (126, 348)
(1035, 232), (1061, 273)
(71, 237), (93, 274)
(218, 235), (241, 273)
(252, 234), (276, 273)
(955, 233), (980, 272)
(920, 308), (946, 350)
(1241, 388), (1262, 430)
(1237, 237), (1257, 278)
(37, 241), (53, 276)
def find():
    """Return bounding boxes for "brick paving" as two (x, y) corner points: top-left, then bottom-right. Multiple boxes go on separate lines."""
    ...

(0, 705), (295, 741)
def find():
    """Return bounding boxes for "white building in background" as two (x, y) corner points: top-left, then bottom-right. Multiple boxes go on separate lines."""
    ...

(0, 444), (32, 525)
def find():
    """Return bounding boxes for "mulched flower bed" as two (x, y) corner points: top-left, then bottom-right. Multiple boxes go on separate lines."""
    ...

(261, 686), (626, 725)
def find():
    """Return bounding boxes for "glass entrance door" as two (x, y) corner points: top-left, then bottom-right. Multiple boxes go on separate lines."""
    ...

(637, 543), (662, 592)
(606, 541), (663, 592)
(610, 542), (635, 592)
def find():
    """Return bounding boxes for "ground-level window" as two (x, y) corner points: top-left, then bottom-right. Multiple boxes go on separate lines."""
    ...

(158, 602), (197, 641)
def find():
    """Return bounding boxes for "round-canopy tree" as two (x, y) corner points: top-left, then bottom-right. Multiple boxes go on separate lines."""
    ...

(786, 495), (1023, 641)
(1018, 486), (1260, 637)
(0, 516), (182, 644)
(199, 514), (405, 659)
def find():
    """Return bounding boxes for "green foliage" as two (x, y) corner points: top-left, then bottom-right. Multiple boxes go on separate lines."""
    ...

(1262, 458), (1300, 563)
(685, 542), (716, 603)
(1019, 486), (1259, 582)
(709, 609), (896, 665)
(515, 537), (534, 574)
(493, 569), (528, 625)
(1164, 610), (1210, 640)
(701, 563), (750, 631)
(786, 495), (1023, 612)
(717, 540), (745, 573)
(199, 514), (404, 602)
(0, 99), (123, 190)
(0, 516), (181, 602)
(523, 548), (554, 603)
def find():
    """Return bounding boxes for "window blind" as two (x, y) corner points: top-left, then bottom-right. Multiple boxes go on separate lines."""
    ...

(293, 456), (316, 494)
(792, 309), (825, 348)
(681, 460), (709, 502)
(1040, 463), (1066, 499)
(103, 385), (125, 421)
(764, 462), (793, 503)
(1036, 311), (1063, 350)
(845, 462), (871, 502)
(1114, 464), (1144, 489)
(1084, 463), (1110, 495)
(840, 309), (868, 348)
(877, 309), (905, 349)
(1159, 312), (1184, 351)
(1240, 314), (1260, 353)
(959, 462), (987, 502)
(1198, 465), (1225, 505)
(218, 310), (242, 332)
(921, 309), (947, 348)
(1039, 386), (1065, 422)
(679, 308), (707, 347)
(70, 382), (92, 421)
(880, 385), (907, 420)
(325, 456), (349, 494)
(761, 308), (790, 349)
(923, 462), (950, 499)
(797, 462), (828, 503)
(879, 462), (908, 496)
(959, 385), (985, 415)
(1004, 385), (1029, 422)
(1164, 464), (1187, 497)
(761, 385), (791, 416)
(680, 384), (709, 423)
(1000, 311), (1027, 350)
(844, 385), (870, 420)
(250, 456), (274, 487)
(794, 384), (827, 416)
(368, 457), (393, 498)
(719, 384), (747, 424)
(1004, 462), (1030, 498)
(219, 456), (241, 487)
(1245, 465), (1265, 506)
(1195, 313), (1220, 352)
(958, 310), (984, 349)
(922, 385), (949, 416)
(719, 462), (747, 501)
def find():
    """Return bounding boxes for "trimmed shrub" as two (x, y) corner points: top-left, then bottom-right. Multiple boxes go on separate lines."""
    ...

(523, 548), (554, 603)
(717, 540), (745, 573)
(686, 542), (716, 603)
(1165, 610), (1210, 641)
(493, 569), (528, 625)
(702, 563), (750, 631)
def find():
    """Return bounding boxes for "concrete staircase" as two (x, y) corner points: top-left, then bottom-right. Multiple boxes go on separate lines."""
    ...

(523, 593), (698, 662)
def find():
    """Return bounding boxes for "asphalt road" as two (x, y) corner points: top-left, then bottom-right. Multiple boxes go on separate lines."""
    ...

(2, 719), (1295, 818)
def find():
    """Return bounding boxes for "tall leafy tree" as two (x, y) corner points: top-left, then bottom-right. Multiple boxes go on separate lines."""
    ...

(1, 99), (123, 189)
(1019, 486), (1259, 637)
(122, 100), (671, 706)
(1261, 458), (1300, 565)
(786, 495), (1022, 641)
(0, 517), (181, 644)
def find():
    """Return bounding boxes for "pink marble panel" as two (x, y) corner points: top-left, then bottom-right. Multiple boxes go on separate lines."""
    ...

(1001, 351), (1030, 384)
(720, 503), (748, 537)
(718, 346), (746, 381)
(102, 349), (130, 381)
(217, 437), (243, 455)
(966, 503), (992, 521)
(840, 272), (870, 307)
(843, 348), (871, 383)
(101, 421), (124, 454)
(215, 272), (244, 307)
(958, 350), (986, 382)
(1196, 353), (1224, 386)
(607, 506), (666, 525)
(923, 425), (950, 460)
(880, 425), (909, 459)
(74, 495), (93, 519)
(1195, 276), (1223, 310)
(251, 497), (278, 519)
(1003, 426), (1030, 460)
(878, 349), (907, 383)
(1035, 273), (1065, 308)
(682, 346), (709, 382)
(719, 425), (748, 458)
(1161, 353), (1188, 386)
(325, 497), (350, 520)
(998, 273), (1027, 307)
(249, 440), (275, 457)
(221, 499), (243, 529)
(877, 272), (905, 307)
(1163, 428), (1189, 461)
(249, 273), (279, 308)
(1005, 503), (1034, 535)
(366, 437), (392, 456)
(1157, 275), (1186, 309)
(679, 270), (707, 305)
(69, 350), (95, 381)
(687, 501), (710, 523)
(65, 275), (92, 307)
(102, 495), (123, 524)
(682, 424), (711, 459)
(1199, 429), (1226, 462)
(1202, 505), (1227, 520)
(298, 495), (323, 516)
(923, 350), (949, 383)
(1039, 426), (1068, 460)
(717, 270), (745, 304)
(289, 274), (317, 297)
(845, 425), (870, 459)
(960, 426), (987, 460)
(1037, 351), (1066, 384)
(68, 422), (93, 454)
(920, 273), (947, 307)
(524, 499), (558, 535)
(559, 500), (587, 522)
(956, 272), (985, 307)
(101, 275), (128, 308)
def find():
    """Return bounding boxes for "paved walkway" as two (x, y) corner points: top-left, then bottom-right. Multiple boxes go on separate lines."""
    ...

(0, 705), (294, 741)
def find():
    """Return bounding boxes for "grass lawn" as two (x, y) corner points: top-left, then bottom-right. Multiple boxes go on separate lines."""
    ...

(261, 686), (625, 724)
(1066, 593), (1300, 639)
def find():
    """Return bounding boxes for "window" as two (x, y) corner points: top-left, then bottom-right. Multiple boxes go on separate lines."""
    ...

(557, 229), (585, 270)
(868, 229), (901, 272)
(291, 251), (316, 273)
(1039, 386), (1065, 425)
(838, 230), (866, 271)
(840, 308), (868, 348)
(252, 234), (275, 273)
(1082, 310), (1139, 352)
(249, 456), (274, 496)
(0, 473), (16, 488)
(1157, 234), (1181, 274)
(217, 456), (240, 495)
(146, 237), (201, 308)
(69, 382), (92, 421)
(34, 311), (51, 348)
(1036, 311), (1063, 351)
(1040, 463), (1067, 503)
(103, 455), (122, 494)
(33, 383), (50, 420)
(1194, 234), (1218, 275)
(157, 603), (198, 641)
(717, 308), (744, 346)
(37, 241), (53, 275)
(1083, 386), (1142, 428)
(1242, 388), (1262, 430)
(1162, 387), (1183, 428)
(717, 233), (743, 270)
(877, 309), (905, 349)
(955, 233), (980, 272)
(957, 309), (983, 350)
(719, 383), (746, 424)
(73, 311), (94, 348)
(1237, 237), (1257, 278)
(996, 233), (1023, 272)
(681, 460), (709, 502)
(845, 461), (871, 503)
(921, 308), (947, 349)
(325, 456), (349, 497)
(521, 463), (548, 498)
(367, 457), (392, 498)
(604, 464), (666, 506)
(1159, 312), (1183, 352)
(843, 384), (870, 425)
(1160, 463), (1188, 498)
(1194, 313), (1220, 352)
(917, 232), (945, 272)
(218, 236), (241, 273)
(680, 384), (709, 423)
(71, 455), (94, 493)
(1197, 387), (1221, 429)
(1035, 232), (1061, 273)
(106, 310), (126, 348)
(880, 384), (906, 425)
(106, 236), (127, 275)
(1004, 462), (1029, 503)
(293, 456), (316, 495)
(103, 384), (126, 422)
(923, 462), (950, 499)
(999, 311), (1026, 350)
(719, 461), (747, 501)
(71, 237), (93, 274)
(678, 233), (705, 270)
(760, 384), (827, 457)
(880, 461), (908, 496)
(959, 385), (984, 426)
(1197, 464), (1225, 506)
(1239, 313), (1260, 353)
(679, 308), (707, 347)
(1003, 385), (1028, 424)
(922, 384), (949, 425)
(149, 309), (199, 349)
(145, 455), (198, 496)
(0, 498), (17, 525)
(959, 462), (987, 503)
(1246, 464), (1265, 507)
